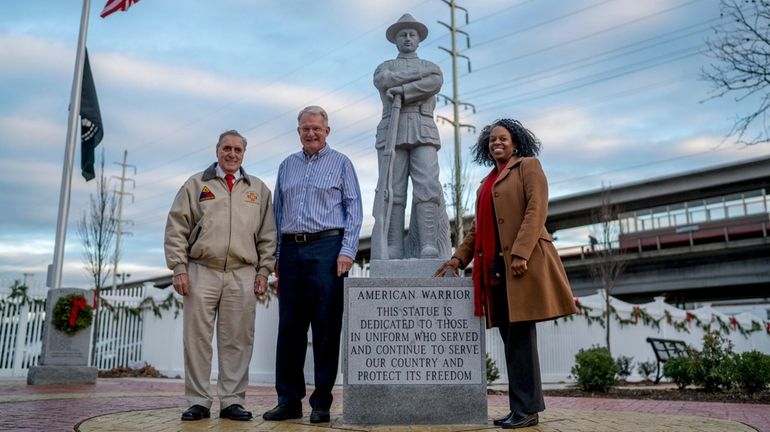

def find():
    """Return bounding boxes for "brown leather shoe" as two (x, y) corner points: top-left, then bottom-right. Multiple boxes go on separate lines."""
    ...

(219, 404), (252, 421)
(181, 405), (210, 421)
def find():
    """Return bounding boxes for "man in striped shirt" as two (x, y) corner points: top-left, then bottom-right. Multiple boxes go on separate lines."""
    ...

(263, 105), (363, 424)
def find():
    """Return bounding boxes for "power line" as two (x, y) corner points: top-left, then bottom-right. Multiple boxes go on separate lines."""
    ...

(470, 0), (709, 75)
(471, 0), (619, 49)
(479, 46), (703, 113)
(464, 17), (719, 99)
(468, 0), (537, 25)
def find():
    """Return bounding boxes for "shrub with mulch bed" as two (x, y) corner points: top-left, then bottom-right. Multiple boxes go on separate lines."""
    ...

(98, 363), (168, 378)
(542, 385), (770, 404)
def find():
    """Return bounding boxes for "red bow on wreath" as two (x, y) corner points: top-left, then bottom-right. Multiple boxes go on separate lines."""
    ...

(69, 297), (88, 328)
(730, 316), (738, 331)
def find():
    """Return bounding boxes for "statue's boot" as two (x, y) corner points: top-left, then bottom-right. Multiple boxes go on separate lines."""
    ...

(387, 204), (405, 259)
(416, 202), (439, 258)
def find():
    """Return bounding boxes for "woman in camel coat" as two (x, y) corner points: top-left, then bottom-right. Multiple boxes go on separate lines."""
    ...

(435, 118), (576, 429)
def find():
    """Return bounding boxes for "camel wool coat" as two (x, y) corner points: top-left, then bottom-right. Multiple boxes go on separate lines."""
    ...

(454, 157), (577, 327)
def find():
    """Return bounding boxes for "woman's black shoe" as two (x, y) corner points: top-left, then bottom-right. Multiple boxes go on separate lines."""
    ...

(493, 411), (513, 426)
(500, 412), (538, 429)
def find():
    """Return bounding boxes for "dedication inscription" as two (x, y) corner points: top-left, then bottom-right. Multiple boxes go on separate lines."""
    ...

(347, 286), (481, 385)
(343, 277), (486, 425)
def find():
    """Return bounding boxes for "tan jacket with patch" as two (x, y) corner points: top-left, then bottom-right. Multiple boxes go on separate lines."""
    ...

(164, 163), (276, 277)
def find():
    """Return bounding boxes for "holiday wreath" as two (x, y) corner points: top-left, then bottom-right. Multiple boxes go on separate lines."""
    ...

(52, 293), (93, 335)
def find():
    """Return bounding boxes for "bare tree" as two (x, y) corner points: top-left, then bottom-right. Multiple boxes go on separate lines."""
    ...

(702, 0), (770, 145)
(588, 185), (627, 355)
(443, 156), (475, 248)
(76, 153), (118, 365)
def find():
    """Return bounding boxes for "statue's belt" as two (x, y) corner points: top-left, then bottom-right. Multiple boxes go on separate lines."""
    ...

(384, 104), (422, 114)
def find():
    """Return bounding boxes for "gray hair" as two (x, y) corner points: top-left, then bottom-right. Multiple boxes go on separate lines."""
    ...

(217, 129), (247, 149)
(297, 105), (328, 123)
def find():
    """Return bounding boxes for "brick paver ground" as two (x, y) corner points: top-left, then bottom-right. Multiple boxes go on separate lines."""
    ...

(0, 378), (766, 432)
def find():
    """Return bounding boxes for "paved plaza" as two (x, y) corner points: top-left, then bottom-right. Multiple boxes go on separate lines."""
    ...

(0, 378), (767, 431)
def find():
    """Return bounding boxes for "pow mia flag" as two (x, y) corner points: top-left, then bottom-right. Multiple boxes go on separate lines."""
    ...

(80, 49), (103, 181)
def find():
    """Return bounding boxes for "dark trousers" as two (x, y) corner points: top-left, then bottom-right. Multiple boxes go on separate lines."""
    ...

(275, 235), (344, 410)
(498, 321), (545, 414)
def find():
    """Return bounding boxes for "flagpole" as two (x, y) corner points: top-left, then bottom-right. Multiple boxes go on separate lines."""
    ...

(49, 0), (92, 290)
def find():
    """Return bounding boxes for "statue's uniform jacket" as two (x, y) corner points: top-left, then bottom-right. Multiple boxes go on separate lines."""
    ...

(374, 56), (442, 151)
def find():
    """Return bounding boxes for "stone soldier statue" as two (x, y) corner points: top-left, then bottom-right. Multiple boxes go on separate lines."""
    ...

(371, 13), (451, 260)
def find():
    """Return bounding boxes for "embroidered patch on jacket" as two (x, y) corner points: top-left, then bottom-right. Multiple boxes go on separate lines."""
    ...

(199, 186), (215, 202)
(245, 191), (258, 203)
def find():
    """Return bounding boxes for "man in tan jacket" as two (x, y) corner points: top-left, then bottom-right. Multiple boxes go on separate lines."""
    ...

(164, 130), (276, 421)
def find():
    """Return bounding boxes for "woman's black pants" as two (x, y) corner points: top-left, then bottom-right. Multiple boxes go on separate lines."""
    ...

(497, 321), (545, 415)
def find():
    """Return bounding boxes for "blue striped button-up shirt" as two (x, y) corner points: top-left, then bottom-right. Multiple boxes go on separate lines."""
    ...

(274, 144), (363, 259)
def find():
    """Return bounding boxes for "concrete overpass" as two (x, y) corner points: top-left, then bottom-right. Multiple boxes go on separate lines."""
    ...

(545, 155), (770, 232)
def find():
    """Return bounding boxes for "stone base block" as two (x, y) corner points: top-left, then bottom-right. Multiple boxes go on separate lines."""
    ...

(27, 365), (97, 385)
(344, 384), (488, 424)
(343, 275), (487, 425)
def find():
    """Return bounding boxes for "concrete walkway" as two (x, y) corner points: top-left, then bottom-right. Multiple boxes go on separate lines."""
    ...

(0, 378), (767, 431)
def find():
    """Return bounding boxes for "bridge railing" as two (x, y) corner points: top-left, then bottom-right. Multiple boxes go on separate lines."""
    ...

(559, 216), (769, 260)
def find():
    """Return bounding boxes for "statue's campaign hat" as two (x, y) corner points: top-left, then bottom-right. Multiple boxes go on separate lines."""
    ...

(386, 13), (429, 43)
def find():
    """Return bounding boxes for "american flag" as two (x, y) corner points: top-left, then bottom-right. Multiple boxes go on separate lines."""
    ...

(100, 0), (140, 18)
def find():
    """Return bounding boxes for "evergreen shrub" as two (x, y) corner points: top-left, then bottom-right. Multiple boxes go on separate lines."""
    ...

(571, 346), (618, 392)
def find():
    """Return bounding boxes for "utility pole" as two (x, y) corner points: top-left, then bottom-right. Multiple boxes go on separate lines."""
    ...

(110, 150), (135, 291)
(437, 0), (475, 249)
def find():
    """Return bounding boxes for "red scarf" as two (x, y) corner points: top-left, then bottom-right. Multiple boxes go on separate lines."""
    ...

(472, 167), (500, 317)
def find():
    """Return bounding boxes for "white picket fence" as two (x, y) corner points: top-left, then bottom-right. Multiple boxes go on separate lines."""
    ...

(92, 287), (146, 370)
(2, 282), (769, 383)
(0, 293), (46, 375)
(486, 292), (770, 383)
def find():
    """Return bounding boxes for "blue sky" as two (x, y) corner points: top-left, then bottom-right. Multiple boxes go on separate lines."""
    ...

(1, 0), (769, 289)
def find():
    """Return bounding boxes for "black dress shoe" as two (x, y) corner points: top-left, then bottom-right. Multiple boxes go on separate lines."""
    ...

(262, 403), (302, 421)
(181, 404), (210, 421)
(500, 412), (539, 429)
(493, 411), (513, 426)
(310, 409), (330, 423)
(220, 404), (253, 421)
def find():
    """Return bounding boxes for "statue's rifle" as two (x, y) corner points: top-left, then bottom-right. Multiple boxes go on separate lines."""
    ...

(378, 94), (402, 260)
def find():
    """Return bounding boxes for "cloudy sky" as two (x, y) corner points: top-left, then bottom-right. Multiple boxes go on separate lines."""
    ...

(1, 0), (769, 290)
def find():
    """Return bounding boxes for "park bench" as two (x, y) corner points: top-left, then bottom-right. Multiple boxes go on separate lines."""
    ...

(646, 337), (690, 383)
